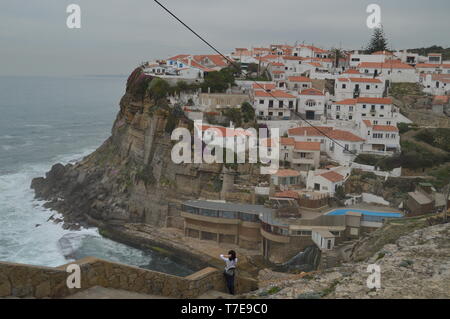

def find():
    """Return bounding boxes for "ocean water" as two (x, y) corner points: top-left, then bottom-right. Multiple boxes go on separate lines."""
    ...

(0, 76), (193, 276)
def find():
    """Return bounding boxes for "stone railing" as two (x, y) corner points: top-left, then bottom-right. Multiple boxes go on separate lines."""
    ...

(0, 257), (257, 299)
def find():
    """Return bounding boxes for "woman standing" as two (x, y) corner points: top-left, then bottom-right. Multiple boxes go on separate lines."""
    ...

(220, 250), (237, 295)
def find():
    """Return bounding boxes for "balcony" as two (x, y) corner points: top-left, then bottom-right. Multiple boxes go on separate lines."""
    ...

(260, 228), (290, 244)
(291, 157), (315, 165)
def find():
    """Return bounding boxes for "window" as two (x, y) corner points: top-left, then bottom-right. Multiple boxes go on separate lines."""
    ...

(259, 99), (264, 104)
(336, 105), (341, 111)
(279, 101), (283, 108)
(380, 105), (384, 109)
(306, 100), (316, 107)
(342, 84), (347, 89)
(349, 106), (354, 112)
(362, 104), (366, 109)
(366, 85), (370, 90)
(300, 152), (307, 158)
(278, 112), (283, 116)
(269, 100), (273, 108)
(289, 101), (294, 108)
(349, 115), (353, 120)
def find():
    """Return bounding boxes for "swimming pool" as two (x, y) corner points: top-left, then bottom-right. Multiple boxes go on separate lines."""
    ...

(325, 209), (403, 219)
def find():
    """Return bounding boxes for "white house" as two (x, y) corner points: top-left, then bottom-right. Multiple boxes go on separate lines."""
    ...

(349, 52), (385, 68)
(324, 129), (365, 165)
(394, 50), (420, 65)
(287, 126), (364, 165)
(329, 97), (397, 126)
(361, 120), (401, 154)
(420, 74), (450, 95)
(306, 166), (350, 195)
(253, 90), (297, 119)
(312, 229), (335, 251)
(293, 45), (330, 58)
(282, 56), (308, 75)
(335, 78), (384, 100)
(297, 88), (326, 120)
(286, 76), (312, 91)
(357, 61), (417, 83)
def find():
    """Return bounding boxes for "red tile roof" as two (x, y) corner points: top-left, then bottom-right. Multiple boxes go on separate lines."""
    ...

(363, 120), (372, 127)
(288, 76), (312, 82)
(356, 97), (392, 104)
(338, 77), (382, 83)
(335, 98), (357, 105)
(281, 137), (295, 146)
(372, 125), (399, 132)
(328, 130), (365, 142)
(358, 62), (414, 69)
(252, 83), (276, 91)
(299, 88), (324, 96)
(274, 191), (300, 199)
(343, 69), (361, 74)
(254, 90), (296, 98)
(433, 95), (450, 105)
(294, 141), (321, 151)
(274, 169), (301, 177)
(320, 171), (345, 183)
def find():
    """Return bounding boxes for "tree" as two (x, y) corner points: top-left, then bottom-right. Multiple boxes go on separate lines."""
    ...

(241, 102), (255, 123)
(201, 67), (236, 93)
(366, 27), (389, 54)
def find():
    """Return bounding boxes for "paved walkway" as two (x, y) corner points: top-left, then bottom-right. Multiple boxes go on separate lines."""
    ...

(65, 286), (171, 299)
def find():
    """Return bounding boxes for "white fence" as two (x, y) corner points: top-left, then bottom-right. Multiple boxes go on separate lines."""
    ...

(351, 163), (401, 178)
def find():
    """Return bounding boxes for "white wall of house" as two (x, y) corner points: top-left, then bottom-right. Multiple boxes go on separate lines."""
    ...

(334, 79), (384, 100)
(298, 92), (326, 120)
(349, 53), (385, 68)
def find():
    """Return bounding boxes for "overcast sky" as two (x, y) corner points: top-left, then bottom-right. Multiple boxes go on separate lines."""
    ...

(1, 0), (449, 76)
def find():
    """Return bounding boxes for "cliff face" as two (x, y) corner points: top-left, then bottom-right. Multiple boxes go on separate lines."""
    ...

(31, 69), (226, 229)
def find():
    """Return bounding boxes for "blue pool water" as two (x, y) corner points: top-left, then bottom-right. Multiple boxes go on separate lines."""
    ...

(326, 209), (403, 218)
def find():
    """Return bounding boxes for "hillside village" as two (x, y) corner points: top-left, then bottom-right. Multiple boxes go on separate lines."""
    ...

(17, 39), (449, 300)
(135, 41), (450, 267)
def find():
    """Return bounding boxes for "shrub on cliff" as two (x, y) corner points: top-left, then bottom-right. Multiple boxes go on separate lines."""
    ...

(201, 67), (236, 93)
(148, 78), (171, 103)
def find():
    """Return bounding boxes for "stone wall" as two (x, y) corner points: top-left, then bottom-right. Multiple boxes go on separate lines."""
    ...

(0, 257), (257, 299)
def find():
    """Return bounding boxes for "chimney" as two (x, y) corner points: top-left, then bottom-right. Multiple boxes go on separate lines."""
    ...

(188, 56), (192, 67)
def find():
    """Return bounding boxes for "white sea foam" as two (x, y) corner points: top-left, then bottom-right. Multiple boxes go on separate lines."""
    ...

(0, 148), (152, 268)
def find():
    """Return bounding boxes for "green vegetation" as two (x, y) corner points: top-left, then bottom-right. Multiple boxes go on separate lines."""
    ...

(414, 128), (450, 153)
(148, 77), (171, 103)
(399, 260), (414, 268)
(201, 67), (237, 93)
(297, 292), (322, 299)
(408, 45), (450, 61)
(397, 122), (419, 134)
(428, 164), (450, 189)
(390, 82), (425, 98)
(135, 165), (156, 186)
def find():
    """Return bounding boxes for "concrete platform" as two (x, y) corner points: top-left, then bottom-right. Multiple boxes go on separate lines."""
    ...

(64, 286), (172, 299)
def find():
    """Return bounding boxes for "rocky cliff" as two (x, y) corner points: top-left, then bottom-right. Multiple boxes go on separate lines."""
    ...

(31, 68), (232, 230)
